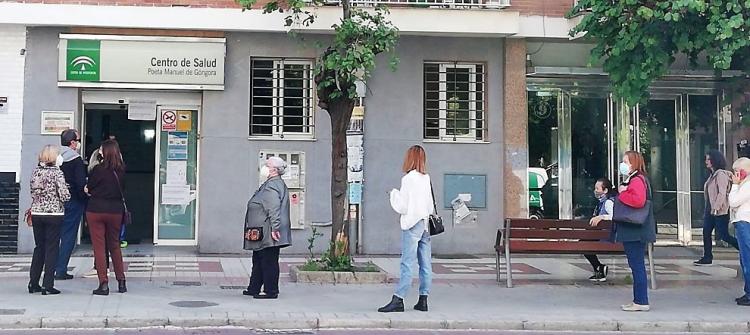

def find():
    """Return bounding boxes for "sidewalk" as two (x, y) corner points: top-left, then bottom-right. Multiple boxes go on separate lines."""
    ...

(0, 253), (748, 332)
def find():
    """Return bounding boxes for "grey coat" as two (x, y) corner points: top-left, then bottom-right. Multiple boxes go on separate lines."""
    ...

(243, 176), (292, 251)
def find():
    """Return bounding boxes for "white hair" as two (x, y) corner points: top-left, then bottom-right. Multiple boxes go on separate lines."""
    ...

(734, 157), (750, 173)
(267, 156), (288, 175)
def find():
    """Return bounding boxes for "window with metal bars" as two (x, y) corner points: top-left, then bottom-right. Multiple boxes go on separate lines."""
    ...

(250, 59), (315, 138)
(423, 62), (486, 141)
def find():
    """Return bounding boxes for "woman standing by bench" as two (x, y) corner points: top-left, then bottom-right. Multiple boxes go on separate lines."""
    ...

(615, 151), (656, 312)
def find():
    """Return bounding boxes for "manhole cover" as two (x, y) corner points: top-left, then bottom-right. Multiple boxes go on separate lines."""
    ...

(220, 285), (245, 290)
(169, 301), (219, 308)
(172, 281), (202, 286)
(0, 309), (25, 315)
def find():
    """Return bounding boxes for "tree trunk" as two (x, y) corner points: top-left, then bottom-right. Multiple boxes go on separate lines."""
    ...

(328, 98), (356, 255)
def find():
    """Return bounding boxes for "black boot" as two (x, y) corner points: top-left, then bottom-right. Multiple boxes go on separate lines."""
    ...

(93, 282), (109, 296)
(118, 280), (127, 293)
(28, 283), (42, 294)
(42, 287), (61, 295)
(414, 295), (428, 312)
(377, 295), (404, 313)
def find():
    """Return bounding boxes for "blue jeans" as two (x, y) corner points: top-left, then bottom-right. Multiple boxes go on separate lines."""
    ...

(395, 220), (432, 299)
(623, 241), (649, 305)
(55, 198), (85, 275)
(703, 213), (739, 260)
(735, 221), (750, 295)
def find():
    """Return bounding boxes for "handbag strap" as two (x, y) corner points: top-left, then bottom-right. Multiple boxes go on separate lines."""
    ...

(111, 170), (127, 209)
(429, 180), (438, 215)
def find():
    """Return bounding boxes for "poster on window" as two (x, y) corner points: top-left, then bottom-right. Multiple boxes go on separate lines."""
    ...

(167, 132), (188, 161)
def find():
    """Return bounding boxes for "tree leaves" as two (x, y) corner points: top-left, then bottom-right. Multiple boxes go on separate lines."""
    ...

(568, 0), (750, 106)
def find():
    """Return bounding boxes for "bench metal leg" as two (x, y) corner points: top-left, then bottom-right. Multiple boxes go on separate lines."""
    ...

(495, 250), (501, 283)
(647, 243), (657, 290)
(505, 243), (513, 288)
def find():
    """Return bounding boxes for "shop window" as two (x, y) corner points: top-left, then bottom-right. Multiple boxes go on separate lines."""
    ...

(250, 59), (314, 138)
(424, 62), (486, 141)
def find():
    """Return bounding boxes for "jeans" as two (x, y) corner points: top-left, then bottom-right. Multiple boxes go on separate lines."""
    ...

(247, 246), (281, 295)
(735, 221), (750, 295)
(56, 198), (85, 276)
(395, 220), (432, 299)
(703, 213), (739, 260)
(29, 215), (62, 288)
(623, 241), (649, 305)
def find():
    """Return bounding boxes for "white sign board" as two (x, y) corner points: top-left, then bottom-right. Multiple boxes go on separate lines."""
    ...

(41, 111), (75, 135)
(128, 99), (157, 120)
(58, 35), (225, 90)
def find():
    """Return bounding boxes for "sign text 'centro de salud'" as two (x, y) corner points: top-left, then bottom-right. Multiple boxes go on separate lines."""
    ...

(58, 35), (226, 90)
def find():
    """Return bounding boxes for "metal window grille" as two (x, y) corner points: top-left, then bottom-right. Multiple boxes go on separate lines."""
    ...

(424, 62), (486, 141)
(250, 59), (315, 137)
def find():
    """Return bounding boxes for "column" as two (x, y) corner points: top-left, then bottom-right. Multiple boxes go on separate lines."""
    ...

(503, 38), (529, 219)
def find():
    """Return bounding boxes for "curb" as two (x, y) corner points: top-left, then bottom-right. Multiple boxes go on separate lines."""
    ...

(1, 316), (750, 333)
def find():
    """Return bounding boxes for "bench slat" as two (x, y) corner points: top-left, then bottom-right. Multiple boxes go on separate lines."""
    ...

(508, 230), (611, 240)
(506, 219), (613, 230)
(508, 240), (624, 253)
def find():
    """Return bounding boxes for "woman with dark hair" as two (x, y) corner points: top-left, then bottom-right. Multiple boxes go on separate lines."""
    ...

(585, 177), (618, 282)
(379, 145), (434, 313)
(85, 139), (127, 296)
(615, 151), (656, 312)
(695, 150), (737, 266)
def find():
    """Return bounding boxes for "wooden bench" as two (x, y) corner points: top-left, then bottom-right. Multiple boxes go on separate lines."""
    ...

(495, 218), (656, 289)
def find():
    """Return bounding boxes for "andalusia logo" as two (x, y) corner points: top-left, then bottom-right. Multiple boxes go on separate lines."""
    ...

(66, 40), (101, 82)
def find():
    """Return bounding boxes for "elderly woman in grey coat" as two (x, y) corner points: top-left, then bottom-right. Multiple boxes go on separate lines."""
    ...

(243, 157), (292, 299)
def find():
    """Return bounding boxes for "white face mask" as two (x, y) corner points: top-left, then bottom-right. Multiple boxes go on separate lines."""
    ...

(619, 162), (631, 176)
(259, 165), (271, 180)
(55, 155), (64, 167)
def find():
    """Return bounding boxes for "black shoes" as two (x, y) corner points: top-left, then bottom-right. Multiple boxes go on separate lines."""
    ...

(55, 273), (74, 280)
(693, 258), (713, 266)
(42, 287), (61, 295)
(414, 295), (428, 312)
(378, 295), (405, 313)
(588, 265), (608, 282)
(242, 289), (258, 296)
(737, 295), (750, 306)
(93, 282), (109, 296)
(118, 280), (127, 293)
(253, 293), (279, 299)
(28, 283), (43, 294)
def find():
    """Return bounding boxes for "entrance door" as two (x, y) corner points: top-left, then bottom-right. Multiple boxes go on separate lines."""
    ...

(688, 95), (721, 245)
(83, 103), (156, 244)
(154, 107), (199, 245)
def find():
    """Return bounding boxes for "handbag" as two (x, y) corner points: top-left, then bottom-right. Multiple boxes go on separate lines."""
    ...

(613, 175), (652, 225)
(428, 182), (445, 236)
(24, 208), (32, 227)
(111, 171), (132, 226)
(244, 226), (264, 242)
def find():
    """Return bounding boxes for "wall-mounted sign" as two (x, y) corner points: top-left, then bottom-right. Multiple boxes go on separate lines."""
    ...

(58, 34), (226, 90)
(41, 111), (75, 135)
(0, 97), (8, 114)
(128, 99), (157, 121)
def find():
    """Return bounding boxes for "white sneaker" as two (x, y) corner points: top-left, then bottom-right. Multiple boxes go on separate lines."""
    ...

(82, 268), (110, 278)
(621, 302), (650, 312)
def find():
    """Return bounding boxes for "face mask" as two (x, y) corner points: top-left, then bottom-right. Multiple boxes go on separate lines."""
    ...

(619, 162), (631, 176)
(55, 155), (64, 167)
(259, 165), (271, 180)
(594, 191), (606, 199)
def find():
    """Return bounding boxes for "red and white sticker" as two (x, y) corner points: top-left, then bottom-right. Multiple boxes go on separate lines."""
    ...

(161, 110), (177, 131)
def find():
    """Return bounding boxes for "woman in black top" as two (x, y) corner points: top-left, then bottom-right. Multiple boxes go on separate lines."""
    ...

(85, 139), (127, 295)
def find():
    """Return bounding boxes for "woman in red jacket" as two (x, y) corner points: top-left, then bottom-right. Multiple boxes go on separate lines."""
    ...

(616, 151), (656, 312)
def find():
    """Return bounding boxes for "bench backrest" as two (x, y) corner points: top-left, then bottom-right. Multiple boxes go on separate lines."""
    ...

(497, 218), (624, 253)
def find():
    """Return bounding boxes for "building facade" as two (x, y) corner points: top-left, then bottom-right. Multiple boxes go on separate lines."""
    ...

(1, 0), (741, 254)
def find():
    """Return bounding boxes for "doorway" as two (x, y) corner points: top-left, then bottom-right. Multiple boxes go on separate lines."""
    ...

(83, 103), (157, 244)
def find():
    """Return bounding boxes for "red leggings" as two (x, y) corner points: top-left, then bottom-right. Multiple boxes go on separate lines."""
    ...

(86, 212), (126, 283)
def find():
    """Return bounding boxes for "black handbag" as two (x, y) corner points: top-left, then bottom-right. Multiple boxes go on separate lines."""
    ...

(428, 182), (445, 236)
(613, 175), (652, 225)
(112, 171), (132, 226)
(244, 226), (264, 242)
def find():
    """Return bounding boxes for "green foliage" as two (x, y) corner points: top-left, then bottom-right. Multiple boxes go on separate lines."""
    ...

(299, 229), (377, 272)
(306, 226), (324, 260)
(569, 0), (750, 106)
(237, 0), (399, 104)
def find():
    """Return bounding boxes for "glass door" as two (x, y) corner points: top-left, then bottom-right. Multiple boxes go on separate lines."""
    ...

(687, 95), (721, 245)
(154, 106), (199, 245)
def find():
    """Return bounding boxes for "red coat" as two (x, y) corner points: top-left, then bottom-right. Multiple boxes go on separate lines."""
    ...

(619, 175), (647, 209)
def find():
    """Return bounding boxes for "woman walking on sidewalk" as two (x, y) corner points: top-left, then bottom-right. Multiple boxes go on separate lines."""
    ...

(379, 145), (434, 313)
(728, 157), (750, 306)
(28, 145), (70, 295)
(695, 150), (737, 266)
(85, 139), (127, 296)
(614, 151), (656, 312)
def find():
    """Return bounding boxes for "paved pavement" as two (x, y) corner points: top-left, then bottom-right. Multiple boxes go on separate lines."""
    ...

(0, 330), (747, 335)
(1, 252), (749, 332)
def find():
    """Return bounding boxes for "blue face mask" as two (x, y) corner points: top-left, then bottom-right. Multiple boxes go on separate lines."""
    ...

(619, 162), (631, 176)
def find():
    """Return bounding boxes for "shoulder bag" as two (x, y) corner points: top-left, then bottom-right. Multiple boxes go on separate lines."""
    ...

(612, 175), (652, 225)
(111, 171), (132, 226)
(428, 182), (445, 236)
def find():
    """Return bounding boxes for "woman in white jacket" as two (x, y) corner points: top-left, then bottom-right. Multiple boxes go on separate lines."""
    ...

(729, 157), (750, 306)
(379, 145), (434, 313)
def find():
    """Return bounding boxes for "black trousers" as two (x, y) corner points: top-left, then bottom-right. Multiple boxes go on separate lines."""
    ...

(30, 215), (63, 288)
(584, 254), (603, 270)
(247, 246), (281, 295)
